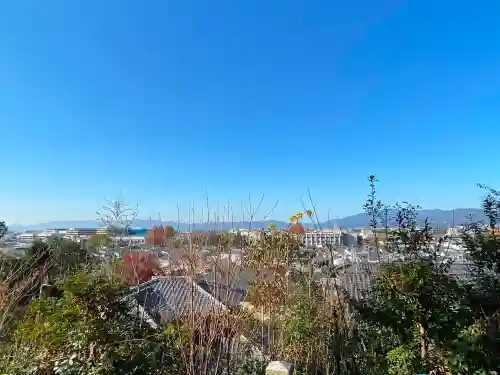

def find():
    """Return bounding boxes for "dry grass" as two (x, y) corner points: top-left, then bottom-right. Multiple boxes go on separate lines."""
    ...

(0, 198), (366, 375)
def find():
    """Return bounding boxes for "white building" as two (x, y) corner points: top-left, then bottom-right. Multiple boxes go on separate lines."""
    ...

(65, 228), (101, 239)
(35, 232), (52, 242)
(17, 232), (36, 243)
(44, 229), (67, 237)
(445, 227), (464, 237)
(16, 229), (68, 244)
(304, 229), (342, 248)
(14, 242), (31, 249)
(230, 229), (262, 240)
(209, 252), (242, 268)
(341, 231), (360, 248)
(114, 235), (146, 246)
(360, 228), (374, 240)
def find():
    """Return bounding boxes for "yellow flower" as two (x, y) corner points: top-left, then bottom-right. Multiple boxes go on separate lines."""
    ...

(289, 215), (297, 223)
(369, 175), (375, 182)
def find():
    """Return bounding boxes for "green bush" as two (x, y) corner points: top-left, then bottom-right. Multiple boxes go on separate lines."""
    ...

(0, 270), (183, 375)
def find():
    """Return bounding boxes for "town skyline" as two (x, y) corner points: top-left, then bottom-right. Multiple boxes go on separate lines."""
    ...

(5, 207), (487, 233)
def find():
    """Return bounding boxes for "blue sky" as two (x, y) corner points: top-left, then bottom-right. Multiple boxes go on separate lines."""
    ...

(1, 0), (500, 225)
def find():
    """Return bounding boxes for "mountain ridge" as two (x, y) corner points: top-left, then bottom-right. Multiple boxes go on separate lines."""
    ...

(7, 208), (486, 232)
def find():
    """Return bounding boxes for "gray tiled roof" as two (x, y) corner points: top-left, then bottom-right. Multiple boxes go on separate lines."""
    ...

(319, 272), (373, 300)
(320, 261), (473, 300)
(196, 278), (246, 308)
(198, 269), (252, 291)
(130, 277), (227, 325)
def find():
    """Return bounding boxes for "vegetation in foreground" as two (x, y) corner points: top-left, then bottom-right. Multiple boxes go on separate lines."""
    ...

(0, 177), (499, 375)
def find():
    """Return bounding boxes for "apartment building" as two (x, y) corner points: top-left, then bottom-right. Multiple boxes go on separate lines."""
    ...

(65, 228), (100, 238)
(44, 229), (67, 236)
(17, 232), (37, 243)
(304, 229), (342, 248)
(17, 229), (64, 244)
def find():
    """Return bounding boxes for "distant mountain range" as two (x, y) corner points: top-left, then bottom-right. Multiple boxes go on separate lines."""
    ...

(7, 208), (487, 233)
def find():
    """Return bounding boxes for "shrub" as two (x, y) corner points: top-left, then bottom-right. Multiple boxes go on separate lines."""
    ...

(0, 270), (183, 375)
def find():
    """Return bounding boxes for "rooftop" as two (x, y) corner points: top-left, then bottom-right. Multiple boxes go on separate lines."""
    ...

(127, 276), (246, 325)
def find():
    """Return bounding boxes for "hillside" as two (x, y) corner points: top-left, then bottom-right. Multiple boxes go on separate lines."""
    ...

(8, 208), (486, 232)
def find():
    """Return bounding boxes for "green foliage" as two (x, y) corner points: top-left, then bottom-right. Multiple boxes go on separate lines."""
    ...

(387, 345), (419, 375)
(228, 350), (266, 375)
(1, 270), (183, 375)
(354, 177), (500, 375)
(281, 284), (363, 375)
(26, 239), (91, 282)
(87, 234), (112, 251)
(106, 225), (131, 236)
(0, 222), (6, 239)
(202, 230), (247, 248)
(4, 179), (500, 375)
(245, 225), (363, 375)
(359, 260), (469, 345)
(446, 185), (500, 374)
(245, 229), (301, 270)
(355, 176), (472, 374)
(283, 281), (324, 349)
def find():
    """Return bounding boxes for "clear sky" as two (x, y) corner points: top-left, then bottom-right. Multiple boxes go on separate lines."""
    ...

(1, 0), (500, 225)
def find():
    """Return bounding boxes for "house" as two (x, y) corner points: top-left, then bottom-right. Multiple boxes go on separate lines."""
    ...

(127, 276), (247, 323)
(318, 260), (473, 301)
(128, 276), (229, 325)
(197, 278), (246, 308)
(125, 276), (261, 361)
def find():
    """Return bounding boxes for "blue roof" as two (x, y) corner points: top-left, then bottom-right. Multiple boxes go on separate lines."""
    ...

(128, 228), (148, 235)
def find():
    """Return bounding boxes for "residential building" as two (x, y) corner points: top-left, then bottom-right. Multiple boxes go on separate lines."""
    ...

(44, 229), (67, 237)
(341, 231), (359, 248)
(35, 232), (52, 242)
(126, 276), (259, 362)
(114, 235), (146, 246)
(304, 229), (342, 248)
(16, 229), (68, 244)
(446, 227), (462, 237)
(360, 228), (374, 240)
(231, 228), (262, 240)
(319, 260), (473, 300)
(96, 227), (110, 235)
(65, 228), (100, 238)
(126, 276), (242, 325)
(176, 232), (190, 240)
(17, 232), (36, 243)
